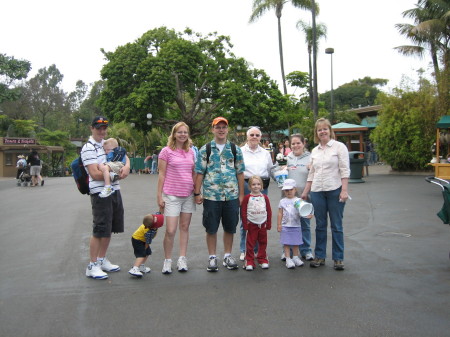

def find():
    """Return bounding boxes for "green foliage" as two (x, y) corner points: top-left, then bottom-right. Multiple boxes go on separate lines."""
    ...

(0, 54), (31, 103)
(320, 76), (387, 111)
(371, 80), (438, 171)
(98, 27), (287, 139)
(8, 119), (37, 137)
(0, 114), (11, 136)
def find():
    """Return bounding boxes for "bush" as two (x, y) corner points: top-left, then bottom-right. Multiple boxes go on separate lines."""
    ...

(371, 82), (438, 171)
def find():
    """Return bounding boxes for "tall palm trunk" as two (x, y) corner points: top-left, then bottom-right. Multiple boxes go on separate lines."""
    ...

(311, 0), (318, 120)
(276, 7), (287, 95)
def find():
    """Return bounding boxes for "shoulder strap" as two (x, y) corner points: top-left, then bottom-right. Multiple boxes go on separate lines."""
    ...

(230, 142), (237, 163)
(206, 142), (211, 164)
(205, 141), (237, 167)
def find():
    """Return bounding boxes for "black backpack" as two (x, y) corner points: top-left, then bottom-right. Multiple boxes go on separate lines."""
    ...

(71, 141), (95, 195)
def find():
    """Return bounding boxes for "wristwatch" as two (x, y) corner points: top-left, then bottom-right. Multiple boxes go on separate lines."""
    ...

(194, 192), (201, 196)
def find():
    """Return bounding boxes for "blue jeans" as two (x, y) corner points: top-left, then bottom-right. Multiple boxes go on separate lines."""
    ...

(310, 187), (345, 261)
(239, 181), (268, 253)
(299, 216), (312, 256)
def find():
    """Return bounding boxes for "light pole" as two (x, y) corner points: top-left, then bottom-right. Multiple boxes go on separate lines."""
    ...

(325, 47), (334, 123)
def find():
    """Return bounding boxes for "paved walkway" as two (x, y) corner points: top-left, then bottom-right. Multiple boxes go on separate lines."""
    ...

(0, 170), (448, 336)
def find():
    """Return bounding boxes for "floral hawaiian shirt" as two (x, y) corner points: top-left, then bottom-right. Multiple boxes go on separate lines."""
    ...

(195, 140), (245, 201)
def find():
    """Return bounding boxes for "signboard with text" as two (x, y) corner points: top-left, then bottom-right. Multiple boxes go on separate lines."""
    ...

(3, 138), (36, 145)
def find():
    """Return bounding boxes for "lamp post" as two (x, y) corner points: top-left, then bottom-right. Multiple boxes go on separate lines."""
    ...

(325, 47), (334, 123)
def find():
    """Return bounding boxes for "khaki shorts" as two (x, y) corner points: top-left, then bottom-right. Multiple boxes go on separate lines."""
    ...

(162, 193), (196, 216)
(105, 161), (124, 174)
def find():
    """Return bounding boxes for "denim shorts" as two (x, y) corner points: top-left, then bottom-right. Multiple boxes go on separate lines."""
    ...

(90, 190), (124, 238)
(202, 199), (240, 234)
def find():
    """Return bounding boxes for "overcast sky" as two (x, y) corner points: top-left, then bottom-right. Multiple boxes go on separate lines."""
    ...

(2, 0), (430, 96)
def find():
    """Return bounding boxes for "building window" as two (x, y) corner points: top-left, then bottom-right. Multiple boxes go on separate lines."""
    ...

(5, 153), (13, 166)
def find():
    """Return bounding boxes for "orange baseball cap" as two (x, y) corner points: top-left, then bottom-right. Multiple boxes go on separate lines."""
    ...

(212, 117), (228, 126)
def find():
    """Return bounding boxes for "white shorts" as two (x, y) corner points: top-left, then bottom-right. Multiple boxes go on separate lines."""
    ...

(162, 193), (196, 216)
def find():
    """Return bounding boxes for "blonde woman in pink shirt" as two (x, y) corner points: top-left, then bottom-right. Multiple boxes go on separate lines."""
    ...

(301, 118), (350, 271)
(157, 122), (196, 274)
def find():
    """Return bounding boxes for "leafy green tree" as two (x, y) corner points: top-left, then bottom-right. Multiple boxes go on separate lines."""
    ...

(7, 119), (37, 137)
(0, 54), (31, 103)
(320, 76), (388, 110)
(371, 78), (438, 170)
(99, 27), (286, 138)
(27, 65), (69, 130)
(395, 0), (450, 114)
(249, 0), (317, 95)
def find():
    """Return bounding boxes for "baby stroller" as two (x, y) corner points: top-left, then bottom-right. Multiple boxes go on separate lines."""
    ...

(425, 176), (450, 259)
(18, 165), (32, 187)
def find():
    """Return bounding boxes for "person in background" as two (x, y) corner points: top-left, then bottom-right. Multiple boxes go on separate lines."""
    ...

(16, 155), (27, 181)
(144, 155), (152, 174)
(283, 139), (292, 156)
(151, 150), (158, 174)
(239, 126), (273, 261)
(194, 116), (245, 272)
(301, 118), (350, 271)
(27, 150), (41, 187)
(157, 122), (196, 274)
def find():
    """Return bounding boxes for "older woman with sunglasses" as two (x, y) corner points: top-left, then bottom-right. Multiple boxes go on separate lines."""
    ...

(239, 126), (274, 261)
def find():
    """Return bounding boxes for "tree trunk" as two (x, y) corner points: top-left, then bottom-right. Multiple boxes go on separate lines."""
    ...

(311, 0), (318, 120)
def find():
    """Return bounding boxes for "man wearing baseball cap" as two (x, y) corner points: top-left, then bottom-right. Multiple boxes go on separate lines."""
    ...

(194, 116), (245, 272)
(81, 116), (131, 279)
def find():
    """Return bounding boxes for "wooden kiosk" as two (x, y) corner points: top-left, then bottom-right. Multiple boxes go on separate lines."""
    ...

(431, 116), (450, 179)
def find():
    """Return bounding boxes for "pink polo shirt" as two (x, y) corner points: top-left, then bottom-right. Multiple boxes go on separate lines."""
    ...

(159, 147), (195, 197)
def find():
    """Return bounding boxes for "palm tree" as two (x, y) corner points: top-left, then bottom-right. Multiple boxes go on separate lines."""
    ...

(296, 20), (327, 112)
(395, 0), (450, 114)
(249, 0), (317, 95)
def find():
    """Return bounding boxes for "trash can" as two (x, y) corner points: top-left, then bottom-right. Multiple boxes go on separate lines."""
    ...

(349, 151), (365, 183)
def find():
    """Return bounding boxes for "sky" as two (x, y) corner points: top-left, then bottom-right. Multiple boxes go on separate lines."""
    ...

(2, 0), (431, 96)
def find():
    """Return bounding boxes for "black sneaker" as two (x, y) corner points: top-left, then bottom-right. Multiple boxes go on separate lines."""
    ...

(223, 255), (238, 270)
(207, 257), (218, 272)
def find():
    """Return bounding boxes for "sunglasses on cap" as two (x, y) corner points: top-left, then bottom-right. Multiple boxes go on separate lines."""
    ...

(94, 119), (108, 124)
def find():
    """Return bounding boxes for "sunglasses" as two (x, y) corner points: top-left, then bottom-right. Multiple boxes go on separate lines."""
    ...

(94, 119), (108, 124)
(249, 134), (261, 137)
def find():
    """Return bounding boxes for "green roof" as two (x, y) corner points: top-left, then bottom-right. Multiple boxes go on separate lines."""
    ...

(436, 116), (450, 128)
(332, 122), (368, 130)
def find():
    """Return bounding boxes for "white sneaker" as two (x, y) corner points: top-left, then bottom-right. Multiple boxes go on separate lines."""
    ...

(304, 252), (314, 261)
(239, 252), (245, 261)
(99, 186), (114, 198)
(245, 265), (254, 271)
(162, 259), (172, 274)
(139, 264), (151, 274)
(128, 266), (143, 277)
(177, 256), (188, 272)
(286, 258), (295, 269)
(99, 257), (120, 272)
(281, 253), (286, 261)
(86, 263), (108, 279)
(292, 256), (304, 267)
(259, 263), (269, 269)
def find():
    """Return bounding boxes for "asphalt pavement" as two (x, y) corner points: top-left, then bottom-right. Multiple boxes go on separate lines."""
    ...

(0, 167), (449, 337)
